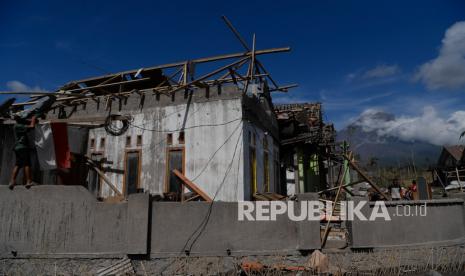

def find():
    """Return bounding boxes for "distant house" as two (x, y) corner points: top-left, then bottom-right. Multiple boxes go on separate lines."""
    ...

(435, 145), (465, 186)
(437, 145), (464, 169)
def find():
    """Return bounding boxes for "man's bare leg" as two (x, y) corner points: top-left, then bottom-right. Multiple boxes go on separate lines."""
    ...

(24, 166), (34, 188)
(9, 166), (19, 189)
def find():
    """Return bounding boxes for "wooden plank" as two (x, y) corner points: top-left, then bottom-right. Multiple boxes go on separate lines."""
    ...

(344, 155), (390, 200)
(65, 77), (151, 93)
(86, 158), (123, 197)
(173, 169), (212, 202)
(60, 47), (291, 84)
(185, 194), (201, 202)
(318, 180), (365, 194)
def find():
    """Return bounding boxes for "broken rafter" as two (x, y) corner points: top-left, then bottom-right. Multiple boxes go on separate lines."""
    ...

(63, 77), (151, 94)
(268, 84), (299, 93)
(11, 47), (289, 108)
(220, 15), (293, 92)
(69, 47), (290, 84)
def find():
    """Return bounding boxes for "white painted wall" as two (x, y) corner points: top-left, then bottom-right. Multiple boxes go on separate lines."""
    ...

(89, 97), (246, 201)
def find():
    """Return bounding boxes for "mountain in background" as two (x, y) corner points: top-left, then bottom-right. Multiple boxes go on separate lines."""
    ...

(337, 111), (441, 168)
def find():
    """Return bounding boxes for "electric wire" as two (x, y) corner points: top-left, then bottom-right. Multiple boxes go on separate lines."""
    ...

(128, 117), (242, 133)
(186, 127), (243, 253)
(159, 126), (244, 273)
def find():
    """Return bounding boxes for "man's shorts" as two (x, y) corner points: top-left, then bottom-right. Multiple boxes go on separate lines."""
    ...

(14, 148), (31, 167)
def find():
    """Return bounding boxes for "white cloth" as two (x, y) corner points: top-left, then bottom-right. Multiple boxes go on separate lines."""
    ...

(34, 124), (57, 170)
(391, 187), (401, 199)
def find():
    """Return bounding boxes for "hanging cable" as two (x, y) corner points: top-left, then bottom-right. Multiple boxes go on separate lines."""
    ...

(104, 112), (130, 136)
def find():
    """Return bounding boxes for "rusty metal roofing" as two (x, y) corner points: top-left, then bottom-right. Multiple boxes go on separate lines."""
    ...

(444, 145), (465, 161)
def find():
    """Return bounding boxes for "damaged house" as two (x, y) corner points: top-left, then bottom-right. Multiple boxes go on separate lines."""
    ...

(275, 103), (335, 195)
(0, 47), (317, 202)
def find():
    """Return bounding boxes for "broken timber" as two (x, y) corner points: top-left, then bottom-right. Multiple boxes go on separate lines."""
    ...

(344, 154), (390, 200)
(86, 158), (123, 198)
(173, 169), (212, 202)
(10, 47), (293, 108)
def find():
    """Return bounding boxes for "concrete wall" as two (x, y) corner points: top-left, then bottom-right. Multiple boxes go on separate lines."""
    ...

(0, 185), (149, 257)
(0, 186), (321, 258)
(2, 186), (465, 258)
(150, 201), (321, 257)
(348, 199), (465, 248)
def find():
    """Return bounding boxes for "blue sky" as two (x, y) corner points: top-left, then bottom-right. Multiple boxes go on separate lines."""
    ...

(1, 0), (465, 135)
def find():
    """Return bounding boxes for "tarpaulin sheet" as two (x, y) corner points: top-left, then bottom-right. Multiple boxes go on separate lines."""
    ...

(51, 123), (71, 169)
(34, 124), (57, 170)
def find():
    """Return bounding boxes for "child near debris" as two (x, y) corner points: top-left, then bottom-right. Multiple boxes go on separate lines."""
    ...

(8, 116), (38, 189)
(388, 178), (402, 200)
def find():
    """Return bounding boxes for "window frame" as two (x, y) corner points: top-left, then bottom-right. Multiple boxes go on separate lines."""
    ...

(123, 149), (142, 197)
(164, 147), (185, 193)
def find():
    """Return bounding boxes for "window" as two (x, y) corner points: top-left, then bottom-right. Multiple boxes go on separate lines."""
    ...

(90, 138), (95, 149)
(274, 160), (280, 194)
(88, 153), (103, 197)
(166, 148), (184, 196)
(263, 137), (270, 192)
(264, 152), (270, 193)
(274, 149), (280, 193)
(167, 133), (173, 145)
(249, 146), (257, 197)
(100, 137), (106, 151)
(137, 135), (143, 147)
(124, 150), (141, 196)
(178, 131), (185, 144)
(126, 136), (131, 147)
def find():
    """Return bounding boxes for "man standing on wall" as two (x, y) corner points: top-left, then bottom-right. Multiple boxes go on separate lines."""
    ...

(8, 115), (38, 190)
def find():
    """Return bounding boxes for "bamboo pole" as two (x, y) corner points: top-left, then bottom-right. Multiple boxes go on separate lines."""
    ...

(321, 158), (350, 248)
(455, 167), (464, 192)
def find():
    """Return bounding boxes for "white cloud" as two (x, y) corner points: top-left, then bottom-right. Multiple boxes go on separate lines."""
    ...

(415, 21), (465, 90)
(354, 106), (465, 146)
(346, 65), (400, 82)
(362, 65), (400, 79)
(6, 80), (47, 92)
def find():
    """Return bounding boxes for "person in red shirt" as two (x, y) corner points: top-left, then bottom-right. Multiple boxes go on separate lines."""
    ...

(405, 180), (417, 200)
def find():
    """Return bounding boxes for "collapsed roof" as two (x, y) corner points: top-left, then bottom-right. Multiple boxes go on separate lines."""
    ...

(274, 103), (335, 146)
(12, 47), (295, 112)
